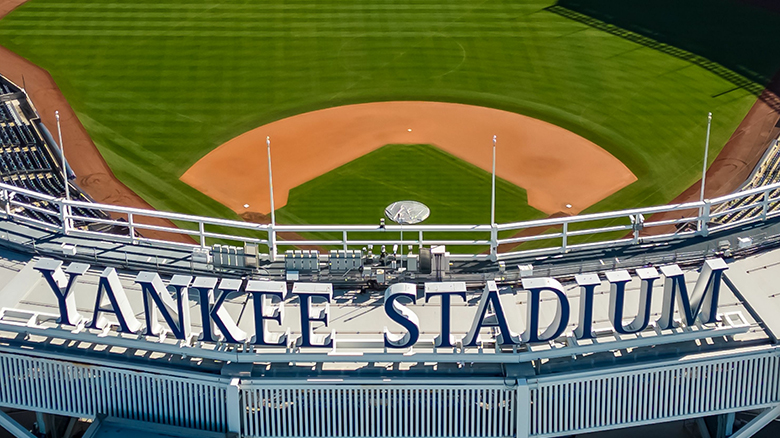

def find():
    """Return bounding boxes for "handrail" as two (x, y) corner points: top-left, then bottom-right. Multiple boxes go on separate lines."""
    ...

(1, 178), (780, 262)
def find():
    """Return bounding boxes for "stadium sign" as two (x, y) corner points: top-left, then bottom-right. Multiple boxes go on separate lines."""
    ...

(32, 258), (728, 350)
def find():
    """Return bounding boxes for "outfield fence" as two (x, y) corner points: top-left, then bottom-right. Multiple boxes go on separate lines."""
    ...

(1, 178), (779, 262)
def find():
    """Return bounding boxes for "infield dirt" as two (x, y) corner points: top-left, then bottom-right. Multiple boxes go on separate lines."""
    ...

(182, 101), (637, 220)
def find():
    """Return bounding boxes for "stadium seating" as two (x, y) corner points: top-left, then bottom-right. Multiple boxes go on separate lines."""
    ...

(0, 105), (12, 123)
(0, 76), (114, 232)
(712, 139), (780, 224)
(0, 80), (14, 96)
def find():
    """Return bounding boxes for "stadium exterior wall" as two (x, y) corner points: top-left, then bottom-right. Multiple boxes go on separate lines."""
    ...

(0, 346), (777, 437)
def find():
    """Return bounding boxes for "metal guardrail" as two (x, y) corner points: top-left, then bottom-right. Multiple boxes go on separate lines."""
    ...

(1, 179), (780, 262)
(0, 346), (777, 438)
(0, 350), (230, 432)
(528, 349), (780, 437)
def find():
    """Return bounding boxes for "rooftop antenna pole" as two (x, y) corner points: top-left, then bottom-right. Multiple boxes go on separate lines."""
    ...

(491, 135), (497, 225)
(700, 112), (712, 203)
(266, 136), (276, 226)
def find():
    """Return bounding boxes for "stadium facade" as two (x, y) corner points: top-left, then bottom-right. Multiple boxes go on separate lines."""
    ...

(1, 75), (780, 438)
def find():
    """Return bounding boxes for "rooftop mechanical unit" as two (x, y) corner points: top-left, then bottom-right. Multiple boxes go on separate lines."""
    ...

(284, 250), (320, 273)
(328, 250), (363, 274)
(212, 244), (245, 268)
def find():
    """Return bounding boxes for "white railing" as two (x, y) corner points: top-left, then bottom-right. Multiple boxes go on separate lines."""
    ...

(1, 179), (780, 262)
(528, 350), (780, 437)
(0, 347), (778, 437)
(240, 384), (518, 438)
(0, 351), (229, 432)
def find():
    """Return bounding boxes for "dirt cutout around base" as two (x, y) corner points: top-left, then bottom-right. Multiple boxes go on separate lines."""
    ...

(0, 0), (192, 243)
(183, 101), (637, 218)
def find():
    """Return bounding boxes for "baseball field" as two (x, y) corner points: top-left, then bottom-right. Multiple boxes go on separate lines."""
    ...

(0, 0), (775, 244)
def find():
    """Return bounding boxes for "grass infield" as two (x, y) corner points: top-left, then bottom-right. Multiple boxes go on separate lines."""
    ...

(277, 144), (545, 228)
(275, 144), (545, 251)
(0, 0), (763, 231)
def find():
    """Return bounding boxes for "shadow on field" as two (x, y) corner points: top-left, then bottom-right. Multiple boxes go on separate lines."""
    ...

(549, 0), (780, 109)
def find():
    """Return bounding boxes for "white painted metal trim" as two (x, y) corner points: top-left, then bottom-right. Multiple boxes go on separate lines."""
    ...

(1, 177), (779, 260)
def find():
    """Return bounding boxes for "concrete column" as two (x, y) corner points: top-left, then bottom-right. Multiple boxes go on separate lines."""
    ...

(226, 378), (241, 435)
(516, 378), (530, 438)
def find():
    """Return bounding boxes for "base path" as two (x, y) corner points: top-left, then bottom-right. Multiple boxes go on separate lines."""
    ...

(0, 0), (192, 243)
(0, 0), (23, 18)
(183, 101), (637, 217)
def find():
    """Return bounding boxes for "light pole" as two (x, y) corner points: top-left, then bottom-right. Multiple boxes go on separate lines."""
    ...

(55, 111), (69, 202)
(266, 136), (277, 259)
(55, 111), (71, 233)
(490, 135), (498, 260)
(700, 112), (712, 203)
(266, 136), (276, 226)
(491, 135), (496, 225)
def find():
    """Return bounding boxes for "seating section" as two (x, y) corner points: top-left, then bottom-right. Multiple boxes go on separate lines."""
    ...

(0, 75), (113, 232)
(0, 80), (16, 96)
(711, 139), (780, 225)
(0, 105), (13, 123)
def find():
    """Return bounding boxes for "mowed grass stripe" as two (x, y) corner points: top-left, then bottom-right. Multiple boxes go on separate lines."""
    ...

(0, 20), (567, 33)
(8, 11), (520, 19)
(18, 3), (499, 10)
(0, 21), (541, 29)
(0, 0), (759, 227)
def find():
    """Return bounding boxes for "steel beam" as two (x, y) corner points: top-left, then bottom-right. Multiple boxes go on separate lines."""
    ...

(729, 405), (780, 438)
(696, 417), (713, 438)
(0, 410), (36, 438)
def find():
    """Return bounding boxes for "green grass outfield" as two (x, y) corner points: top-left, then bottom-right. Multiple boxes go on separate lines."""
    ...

(0, 0), (764, 233)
